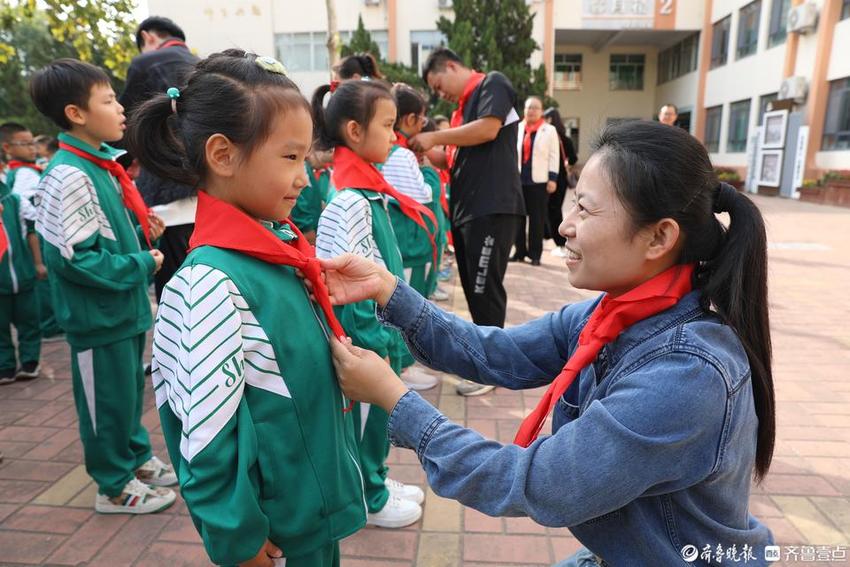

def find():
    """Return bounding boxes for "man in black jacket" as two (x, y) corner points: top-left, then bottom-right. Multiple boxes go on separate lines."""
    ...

(121, 16), (199, 301)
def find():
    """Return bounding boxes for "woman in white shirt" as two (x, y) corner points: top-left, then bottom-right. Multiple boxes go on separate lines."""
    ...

(512, 96), (560, 266)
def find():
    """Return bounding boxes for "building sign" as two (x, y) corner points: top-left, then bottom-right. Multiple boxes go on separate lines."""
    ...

(582, 0), (656, 29)
(792, 125), (809, 191)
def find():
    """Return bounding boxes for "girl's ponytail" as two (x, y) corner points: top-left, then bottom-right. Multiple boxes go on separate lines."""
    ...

(127, 92), (197, 187)
(311, 84), (335, 151)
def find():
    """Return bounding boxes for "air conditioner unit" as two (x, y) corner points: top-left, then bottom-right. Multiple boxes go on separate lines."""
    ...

(779, 76), (808, 103)
(364, 0), (380, 6)
(438, 0), (453, 9)
(788, 3), (818, 34)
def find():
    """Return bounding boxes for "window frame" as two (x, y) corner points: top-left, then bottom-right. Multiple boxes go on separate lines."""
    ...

(727, 99), (752, 153)
(705, 105), (724, 153)
(555, 53), (583, 91)
(736, 0), (762, 60)
(609, 53), (645, 91)
(822, 77), (850, 151)
(710, 16), (731, 69)
(768, 0), (791, 48)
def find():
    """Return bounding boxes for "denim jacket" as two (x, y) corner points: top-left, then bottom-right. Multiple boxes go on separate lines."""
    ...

(378, 280), (774, 566)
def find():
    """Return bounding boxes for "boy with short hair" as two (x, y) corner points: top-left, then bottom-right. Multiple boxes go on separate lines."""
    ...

(1, 122), (43, 208)
(29, 58), (176, 514)
(0, 179), (44, 384)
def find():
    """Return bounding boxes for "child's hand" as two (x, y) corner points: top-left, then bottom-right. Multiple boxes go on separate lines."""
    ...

(35, 263), (48, 280)
(148, 213), (166, 240)
(317, 253), (398, 307)
(239, 539), (283, 567)
(150, 250), (164, 274)
(330, 337), (409, 412)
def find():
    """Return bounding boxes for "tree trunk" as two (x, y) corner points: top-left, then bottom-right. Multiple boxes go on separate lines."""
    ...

(326, 0), (339, 78)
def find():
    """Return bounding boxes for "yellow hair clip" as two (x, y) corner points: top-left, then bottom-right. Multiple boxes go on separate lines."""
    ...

(255, 55), (287, 76)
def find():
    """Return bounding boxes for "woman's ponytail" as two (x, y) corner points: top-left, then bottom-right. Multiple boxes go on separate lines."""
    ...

(127, 93), (198, 187)
(701, 184), (774, 482)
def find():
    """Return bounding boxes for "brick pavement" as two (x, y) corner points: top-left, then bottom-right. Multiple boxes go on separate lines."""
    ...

(0, 195), (847, 566)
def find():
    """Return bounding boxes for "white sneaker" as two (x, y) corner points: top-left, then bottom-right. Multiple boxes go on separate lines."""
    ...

(385, 478), (425, 504)
(135, 455), (178, 486)
(95, 478), (176, 514)
(550, 246), (568, 258)
(367, 495), (422, 528)
(429, 286), (450, 302)
(401, 366), (439, 391)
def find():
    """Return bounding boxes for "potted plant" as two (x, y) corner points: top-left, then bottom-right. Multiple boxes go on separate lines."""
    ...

(821, 170), (850, 208)
(798, 178), (823, 204)
(715, 167), (744, 191)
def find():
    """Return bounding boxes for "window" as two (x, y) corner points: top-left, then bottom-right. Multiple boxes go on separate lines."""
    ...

(410, 30), (445, 73)
(275, 30), (388, 72)
(658, 33), (700, 84)
(736, 1), (761, 59)
(727, 99), (752, 152)
(822, 77), (850, 151)
(758, 92), (778, 124)
(843, 0), (850, 20)
(609, 54), (645, 91)
(710, 16), (731, 68)
(705, 105), (723, 153)
(768, 0), (791, 47)
(555, 54), (583, 90)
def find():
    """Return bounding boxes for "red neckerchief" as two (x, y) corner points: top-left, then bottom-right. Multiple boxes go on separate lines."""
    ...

(514, 264), (696, 447)
(333, 146), (438, 265)
(0, 217), (8, 261)
(58, 142), (152, 248)
(395, 131), (409, 149)
(522, 119), (545, 164)
(157, 39), (187, 50)
(329, 80), (340, 93)
(446, 71), (486, 170)
(188, 191), (345, 340)
(7, 160), (44, 173)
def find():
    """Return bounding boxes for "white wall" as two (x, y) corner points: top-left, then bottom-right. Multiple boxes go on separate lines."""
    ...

(396, 2), (450, 69)
(826, 17), (850, 81)
(553, 44), (659, 159)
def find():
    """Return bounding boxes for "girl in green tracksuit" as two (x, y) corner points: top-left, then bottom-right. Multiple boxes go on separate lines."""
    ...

(130, 50), (366, 567)
(313, 80), (427, 530)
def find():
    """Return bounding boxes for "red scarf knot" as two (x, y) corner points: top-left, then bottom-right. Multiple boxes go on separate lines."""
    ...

(522, 119), (545, 164)
(446, 72), (486, 170)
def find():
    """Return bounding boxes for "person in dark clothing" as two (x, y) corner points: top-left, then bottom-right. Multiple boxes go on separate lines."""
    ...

(410, 47), (525, 397)
(121, 16), (199, 301)
(543, 107), (577, 259)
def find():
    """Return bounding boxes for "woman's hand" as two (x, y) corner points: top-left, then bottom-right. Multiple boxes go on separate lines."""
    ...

(331, 338), (409, 413)
(239, 540), (283, 567)
(318, 254), (398, 307)
(148, 212), (166, 240)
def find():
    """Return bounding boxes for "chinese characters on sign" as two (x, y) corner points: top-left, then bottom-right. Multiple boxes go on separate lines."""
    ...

(582, 0), (655, 29)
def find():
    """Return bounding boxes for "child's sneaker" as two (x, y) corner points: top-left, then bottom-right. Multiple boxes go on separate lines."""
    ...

(135, 455), (178, 486)
(437, 267), (452, 281)
(95, 478), (176, 514)
(0, 368), (16, 385)
(367, 495), (422, 528)
(385, 478), (424, 504)
(15, 362), (40, 381)
(401, 366), (439, 391)
(429, 286), (450, 302)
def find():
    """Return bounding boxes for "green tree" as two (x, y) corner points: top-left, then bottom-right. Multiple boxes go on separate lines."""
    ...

(436, 0), (555, 110)
(340, 15), (423, 89)
(0, 2), (134, 134)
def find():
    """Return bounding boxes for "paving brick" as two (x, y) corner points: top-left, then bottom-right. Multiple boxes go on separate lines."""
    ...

(0, 479), (50, 504)
(416, 532), (459, 567)
(1, 504), (92, 534)
(463, 534), (551, 564)
(0, 426), (61, 443)
(504, 516), (547, 534)
(762, 473), (842, 496)
(135, 541), (214, 566)
(422, 488), (461, 532)
(32, 465), (91, 506)
(772, 496), (845, 545)
(0, 531), (66, 563)
(0, 459), (75, 482)
(809, 496), (850, 539)
(86, 513), (172, 567)
(45, 513), (130, 565)
(465, 419), (498, 440)
(464, 507), (503, 533)
(340, 528), (418, 560)
(158, 514), (203, 544)
(20, 429), (80, 461)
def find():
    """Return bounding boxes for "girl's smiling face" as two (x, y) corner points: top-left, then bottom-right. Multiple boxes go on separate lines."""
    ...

(559, 153), (681, 297)
(344, 97), (397, 164)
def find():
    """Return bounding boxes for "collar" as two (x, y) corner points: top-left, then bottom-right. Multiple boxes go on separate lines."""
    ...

(58, 132), (124, 161)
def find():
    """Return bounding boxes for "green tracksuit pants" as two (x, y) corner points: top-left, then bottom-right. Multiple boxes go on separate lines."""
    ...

(70, 333), (152, 496)
(0, 289), (41, 371)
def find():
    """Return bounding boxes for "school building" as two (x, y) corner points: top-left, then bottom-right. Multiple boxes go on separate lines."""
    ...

(148, 0), (850, 192)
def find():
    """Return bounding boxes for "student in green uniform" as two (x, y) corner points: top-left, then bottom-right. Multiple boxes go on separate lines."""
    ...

(419, 118), (450, 301)
(289, 153), (329, 245)
(0, 181), (44, 384)
(313, 80), (426, 529)
(29, 58), (176, 514)
(128, 50), (367, 567)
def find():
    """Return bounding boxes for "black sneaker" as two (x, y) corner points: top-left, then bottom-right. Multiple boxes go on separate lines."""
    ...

(0, 368), (16, 385)
(15, 362), (40, 381)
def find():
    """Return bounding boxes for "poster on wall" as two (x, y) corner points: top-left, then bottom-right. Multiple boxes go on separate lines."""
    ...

(757, 150), (784, 188)
(792, 125), (809, 194)
(761, 110), (789, 149)
(745, 126), (763, 194)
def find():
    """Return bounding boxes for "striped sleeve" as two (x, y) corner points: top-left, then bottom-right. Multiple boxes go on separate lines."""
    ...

(382, 148), (433, 204)
(315, 189), (385, 266)
(35, 165), (115, 260)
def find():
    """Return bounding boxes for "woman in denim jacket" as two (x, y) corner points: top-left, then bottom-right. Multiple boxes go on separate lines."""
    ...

(321, 120), (776, 566)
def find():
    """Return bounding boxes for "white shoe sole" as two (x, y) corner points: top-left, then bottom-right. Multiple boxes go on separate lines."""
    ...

(456, 384), (496, 397)
(402, 379), (439, 391)
(95, 491), (176, 515)
(367, 506), (422, 528)
(140, 475), (179, 487)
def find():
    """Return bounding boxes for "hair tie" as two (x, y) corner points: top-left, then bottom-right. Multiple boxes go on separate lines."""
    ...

(166, 87), (180, 115)
(255, 55), (287, 75)
(329, 80), (340, 93)
(713, 182), (738, 213)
